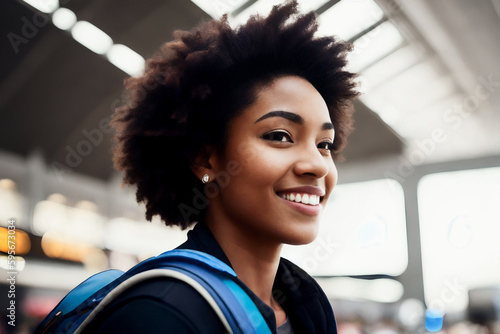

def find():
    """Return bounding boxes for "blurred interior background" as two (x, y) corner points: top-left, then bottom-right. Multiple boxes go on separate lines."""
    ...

(1, 0), (500, 333)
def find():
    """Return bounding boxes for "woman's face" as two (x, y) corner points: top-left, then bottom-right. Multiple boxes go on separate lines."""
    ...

(209, 75), (337, 245)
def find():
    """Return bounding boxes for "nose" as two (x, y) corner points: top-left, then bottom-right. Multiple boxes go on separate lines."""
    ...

(292, 143), (331, 179)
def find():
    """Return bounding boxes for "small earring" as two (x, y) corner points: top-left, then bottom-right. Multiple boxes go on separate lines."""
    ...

(202, 174), (210, 183)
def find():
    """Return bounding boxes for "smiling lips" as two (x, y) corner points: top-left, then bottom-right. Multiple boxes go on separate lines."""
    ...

(280, 193), (320, 206)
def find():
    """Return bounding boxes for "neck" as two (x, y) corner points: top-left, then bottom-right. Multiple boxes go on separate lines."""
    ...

(204, 213), (282, 307)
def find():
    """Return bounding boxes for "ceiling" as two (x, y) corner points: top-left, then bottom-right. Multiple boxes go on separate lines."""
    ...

(0, 0), (499, 182)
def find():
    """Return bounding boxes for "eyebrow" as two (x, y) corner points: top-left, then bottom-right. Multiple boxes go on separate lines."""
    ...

(255, 111), (303, 124)
(254, 110), (334, 131)
(322, 122), (334, 131)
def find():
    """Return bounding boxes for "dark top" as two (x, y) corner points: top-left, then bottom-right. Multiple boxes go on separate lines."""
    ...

(86, 223), (337, 333)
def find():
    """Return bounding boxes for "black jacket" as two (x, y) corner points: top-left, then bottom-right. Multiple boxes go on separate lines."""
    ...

(87, 223), (337, 333)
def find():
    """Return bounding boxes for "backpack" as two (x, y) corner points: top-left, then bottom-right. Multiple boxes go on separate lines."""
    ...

(35, 249), (272, 334)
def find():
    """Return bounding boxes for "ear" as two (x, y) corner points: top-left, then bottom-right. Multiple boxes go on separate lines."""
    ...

(191, 146), (220, 182)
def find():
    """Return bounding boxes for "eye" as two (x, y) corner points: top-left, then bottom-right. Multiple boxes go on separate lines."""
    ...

(262, 130), (293, 143)
(318, 141), (335, 152)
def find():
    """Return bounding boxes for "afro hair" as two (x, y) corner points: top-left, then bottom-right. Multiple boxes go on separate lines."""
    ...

(112, 0), (359, 228)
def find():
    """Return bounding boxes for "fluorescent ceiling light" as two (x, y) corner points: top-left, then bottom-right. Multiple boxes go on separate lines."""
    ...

(317, 0), (384, 41)
(23, 0), (59, 14)
(107, 44), (145, 77)
(190, 0), (247, 19)
(52, 7), (77, 31)
(347, 21), (404, 73)
(71, 21), (113, 55)
(229, 0), (329, 27)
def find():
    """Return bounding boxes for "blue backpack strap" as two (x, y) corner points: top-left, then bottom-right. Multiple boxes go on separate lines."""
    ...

(158, 252), (271, 333)
(37, 249), (272, 334)
(124, 249), (236, 276)
(35, 269), (123, 333)
(77, 249), (271, 334)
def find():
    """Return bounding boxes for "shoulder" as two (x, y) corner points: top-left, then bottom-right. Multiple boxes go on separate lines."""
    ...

(278, 256), (331, 305)
(277, 257), (322, 292)
(276, 257), (337, 333)
(84, 277), (225, 334)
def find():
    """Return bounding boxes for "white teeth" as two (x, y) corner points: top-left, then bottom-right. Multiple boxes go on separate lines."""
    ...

(280, 192), (321, 206)
(301, 194), (309, 204)
(310, 195), (317, 205)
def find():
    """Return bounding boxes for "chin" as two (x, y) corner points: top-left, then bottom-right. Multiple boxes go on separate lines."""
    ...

(282, 226), (319, 246)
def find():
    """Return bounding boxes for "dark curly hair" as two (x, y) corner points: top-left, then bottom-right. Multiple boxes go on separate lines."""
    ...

(112, 0), (359, 228)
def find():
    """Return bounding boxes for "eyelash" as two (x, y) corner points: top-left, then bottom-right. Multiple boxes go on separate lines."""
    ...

(262, 130), (335, 152)
(318, 141), (335, 152)
(262, 130), (292, 143)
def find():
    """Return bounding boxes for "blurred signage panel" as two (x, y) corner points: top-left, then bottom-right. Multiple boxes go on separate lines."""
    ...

(0, 178), (24, 225)
(418, 167), (500, 312)
(282, 179), (408, 276)
(0, 227), (31, 255)
(33, 200), (105, 247)
(105, 217), (188, 258)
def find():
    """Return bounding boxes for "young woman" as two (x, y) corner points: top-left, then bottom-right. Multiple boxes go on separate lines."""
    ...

(92, 1), (358, 333)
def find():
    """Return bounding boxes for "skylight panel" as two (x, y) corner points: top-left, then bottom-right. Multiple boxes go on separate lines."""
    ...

(317, 0), (384, 41)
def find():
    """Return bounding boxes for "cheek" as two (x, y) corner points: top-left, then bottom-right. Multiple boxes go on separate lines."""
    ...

(231, 150), (288, 191)
(227, 140), (289, 185)
(325, 161), (338, 197)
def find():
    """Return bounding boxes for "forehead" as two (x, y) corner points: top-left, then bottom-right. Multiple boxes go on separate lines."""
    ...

(246, 75), (331, 122)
